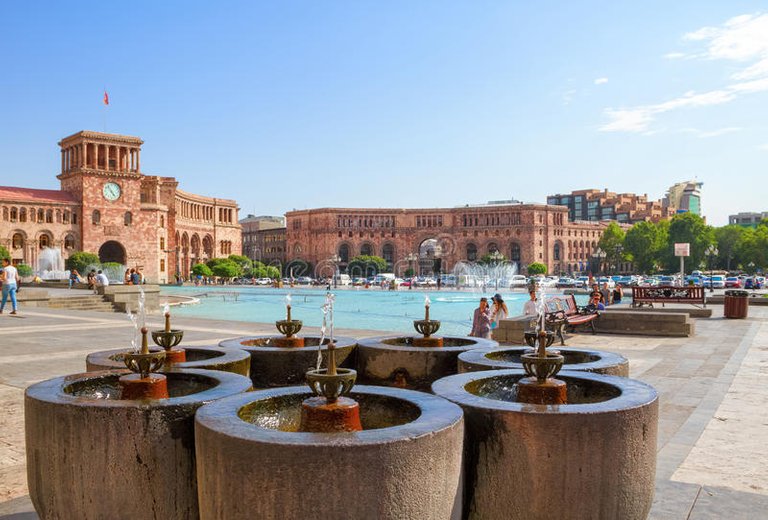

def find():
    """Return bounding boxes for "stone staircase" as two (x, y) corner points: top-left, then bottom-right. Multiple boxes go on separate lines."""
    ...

(44, 294), (120, 313)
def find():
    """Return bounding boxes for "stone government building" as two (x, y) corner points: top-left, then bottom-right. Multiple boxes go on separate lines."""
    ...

(285, 203), (615, 277)
(0, 131), (241, 283)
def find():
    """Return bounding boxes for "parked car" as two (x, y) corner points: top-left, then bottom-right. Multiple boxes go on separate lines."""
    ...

(556, 277), (577, 288)
(724, 277), (741, 288)
(745, 277), (763, 289)
(709, 275), (726, 289)
(509, 275), (528, 288)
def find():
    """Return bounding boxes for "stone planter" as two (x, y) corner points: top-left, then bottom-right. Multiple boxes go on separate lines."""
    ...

(25, 368), (252, 520)
(85, 345), (251, 377)
(432, 370), (658, 520)
(356, 335), (498, 390)
(218, 335), (357, 388)
(195, 385), (464, 520)
(458, 346), (629, 376)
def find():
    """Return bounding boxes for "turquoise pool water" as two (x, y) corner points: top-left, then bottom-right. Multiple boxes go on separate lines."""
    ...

(160, 286), (586, 336)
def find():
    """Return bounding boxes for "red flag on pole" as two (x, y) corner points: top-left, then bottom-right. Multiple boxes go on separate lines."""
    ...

(103, 90), (109, 105)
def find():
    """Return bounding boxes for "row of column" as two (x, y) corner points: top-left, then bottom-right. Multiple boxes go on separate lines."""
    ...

(61, 143), (140, 174)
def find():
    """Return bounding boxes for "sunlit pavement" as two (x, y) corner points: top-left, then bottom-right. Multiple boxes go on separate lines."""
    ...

(1, 303), (766, 519)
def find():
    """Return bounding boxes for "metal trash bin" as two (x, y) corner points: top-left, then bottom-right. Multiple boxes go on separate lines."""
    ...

(724, 289), (749, 319)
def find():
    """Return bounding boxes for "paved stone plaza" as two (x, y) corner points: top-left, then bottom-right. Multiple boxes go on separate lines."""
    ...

(1, 302), (767, 519)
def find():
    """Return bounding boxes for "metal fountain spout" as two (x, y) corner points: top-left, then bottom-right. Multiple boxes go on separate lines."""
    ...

(273, 294), (305, 347)
(412, 295), (444, 347)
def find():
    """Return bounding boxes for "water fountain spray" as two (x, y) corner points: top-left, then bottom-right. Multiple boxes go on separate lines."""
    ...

(151, 303), (186, 363)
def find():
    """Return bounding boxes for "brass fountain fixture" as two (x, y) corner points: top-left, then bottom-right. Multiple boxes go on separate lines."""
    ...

(151, 305), (186, 363)
(412, 295), (444, 347)
(119, 327), (168, 400)
(299, 293), (361, 432)
(273, 294), (305, 347)
(517, 287), (567, 405)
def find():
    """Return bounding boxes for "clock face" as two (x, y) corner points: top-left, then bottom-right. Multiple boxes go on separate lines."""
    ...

(103, 182), (121, 201)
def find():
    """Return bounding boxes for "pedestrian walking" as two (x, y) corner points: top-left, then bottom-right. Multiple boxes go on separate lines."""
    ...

(469, 297), (492, 339)
(1, 258), (19, 315)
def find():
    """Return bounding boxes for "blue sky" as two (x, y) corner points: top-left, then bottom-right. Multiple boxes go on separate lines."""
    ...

(1, 1), (767, 226)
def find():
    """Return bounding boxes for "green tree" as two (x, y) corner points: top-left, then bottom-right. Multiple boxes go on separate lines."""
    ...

(479, 253), (506, 265)
(664, 213), (714, 273)
(0, 245), (9, 261)
(210, 260), (242, 279)
(527, 262), (547, 275)
(624, 221), (665, 274)
(228, 254), (253, 274)
(65, 251), (100, 273)
(713, 225), (744, 270)
(597, 222), (626, 274)
(191, 263), (213, 277)
(16, 264), (33, 277)
(347, 255), (387, 277)
(264, 265), (281, 279)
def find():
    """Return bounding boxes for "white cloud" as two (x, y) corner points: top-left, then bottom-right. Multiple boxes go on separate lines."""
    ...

(594, 77), (608, 85)
(601, 13), (768, 133)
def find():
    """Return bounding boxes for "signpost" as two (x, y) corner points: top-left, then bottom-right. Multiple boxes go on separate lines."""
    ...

(675, 243), (690, 286)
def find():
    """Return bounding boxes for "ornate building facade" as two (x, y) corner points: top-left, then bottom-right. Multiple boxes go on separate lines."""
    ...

(285, 203), (613, 277)
(0, 131), (241, 283)
(240, 214), (286, 266)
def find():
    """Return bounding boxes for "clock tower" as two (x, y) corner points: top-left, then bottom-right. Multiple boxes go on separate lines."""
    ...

(58, 131), (149, 267)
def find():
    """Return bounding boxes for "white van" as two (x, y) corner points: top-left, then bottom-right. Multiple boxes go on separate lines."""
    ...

(333, 274), (351, 286)
(371, 273), (396, 285)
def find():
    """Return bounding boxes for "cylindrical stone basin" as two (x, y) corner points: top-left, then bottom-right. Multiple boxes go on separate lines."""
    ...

(356, 335), (498, 390)
(218, 335), (357, 388)
(85, 345), (251, 377)
(458, 346), (629, 376)
(25, 368), (252, 520)
(432, 370), (658, 520)
(195, 385), (464, 520)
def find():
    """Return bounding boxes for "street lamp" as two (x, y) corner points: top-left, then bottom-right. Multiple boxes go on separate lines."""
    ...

(705, 245), (718, 293)
(594, 247), (607, 276)
(329, 254), (341, 288)
(405, 253), (418, 288)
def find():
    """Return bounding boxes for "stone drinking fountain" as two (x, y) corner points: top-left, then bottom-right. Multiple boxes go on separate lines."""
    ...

(431, 290), (658, 520)
(219, 293), (357, 388)
(25, 307), (253, 519)
(357, 295), (498, 390)
(195, 293), (464, 519)
(87, 303), (250, 376)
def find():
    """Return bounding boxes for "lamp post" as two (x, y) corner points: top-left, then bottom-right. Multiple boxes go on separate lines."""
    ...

(405, 253), (417, 288)
(329, 254), (341, 289)
(748, 261), (755, 275)
(489, 250), (503, 292)
(705, 245), (718, 293)
(594, 247), (606, 277)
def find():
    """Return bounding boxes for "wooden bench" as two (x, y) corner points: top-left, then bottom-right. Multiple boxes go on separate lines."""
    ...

(631, 286), (706, 308)
(543, 295), (599, 345)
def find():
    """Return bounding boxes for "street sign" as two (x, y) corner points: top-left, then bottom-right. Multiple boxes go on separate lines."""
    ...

(674, 243), (690, 257)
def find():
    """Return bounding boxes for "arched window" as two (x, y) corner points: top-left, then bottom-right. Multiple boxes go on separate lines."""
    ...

(338, 244), (350, 264)
(46, 209), (53, 223)
(38, 208), (44, 222)
(12, 233), (23, 249)
(64, 234), (76, 249)
(19, 208), (27, 223)
(487, 242), (498, 254)
(72, 212), (78, 225)
(10, 207), (17, 222)
(39, 234), (50, 249)
(63, 211), (70, 224)
(92, 210), (101, 225)
(510, 243), (521, 264)
(1, 207), (7, 221)
(382, 243), (394, 264)
(554, 242), (561, 261)
(360, 243), (373, 256)
(466, 243), (478, 262)
(124, 212), (133, 226)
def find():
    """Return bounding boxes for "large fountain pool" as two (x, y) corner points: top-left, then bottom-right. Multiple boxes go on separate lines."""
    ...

(160, 286), (588, 335)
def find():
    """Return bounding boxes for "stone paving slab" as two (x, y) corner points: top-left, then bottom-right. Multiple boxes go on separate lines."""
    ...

(0, 305), (767, 519)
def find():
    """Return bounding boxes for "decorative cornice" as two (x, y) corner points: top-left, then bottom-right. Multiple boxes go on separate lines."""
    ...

(58, 130), (144, 147)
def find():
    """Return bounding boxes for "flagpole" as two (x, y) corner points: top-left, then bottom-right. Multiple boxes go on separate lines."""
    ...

(102, 88), (109, 132)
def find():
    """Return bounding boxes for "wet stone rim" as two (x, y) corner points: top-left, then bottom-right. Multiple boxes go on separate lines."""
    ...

(195, 385), (464, 446)
(219, 335), (357, 352)
(86, 346), (250, 371)
(459, 346), (629, 372)
(358, 335), (498, 351)
(432, 369), (658, 415)
(25, 368), (253, 409)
